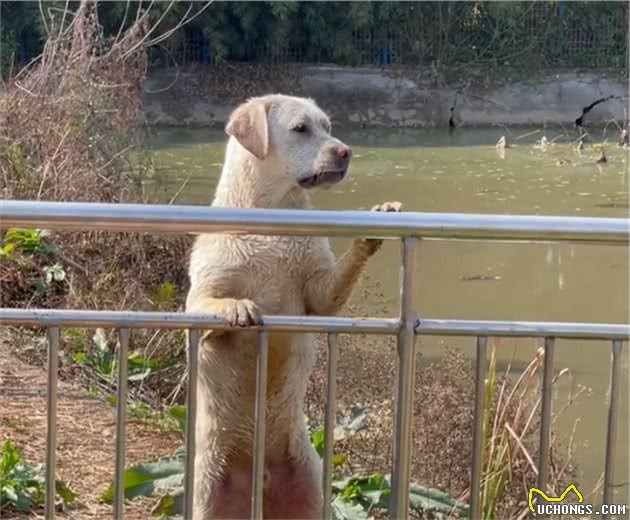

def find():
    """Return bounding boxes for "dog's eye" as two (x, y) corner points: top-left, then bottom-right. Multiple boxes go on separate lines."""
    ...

(292, 124), (307, 133)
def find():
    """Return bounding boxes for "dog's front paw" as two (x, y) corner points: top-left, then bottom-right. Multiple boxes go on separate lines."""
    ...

(219, 298), (263, 327)
(202, 298), (262, 340)
(356, 201), (403, 256)
(371, 201), (403, 213)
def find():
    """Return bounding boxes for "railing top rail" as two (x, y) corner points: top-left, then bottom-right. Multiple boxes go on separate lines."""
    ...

(1, 309), (628, 340)
(1, 200), (628, 243)
(416, 319), (630, 340)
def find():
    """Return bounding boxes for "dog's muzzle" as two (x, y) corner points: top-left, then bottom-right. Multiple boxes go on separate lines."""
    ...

(298, 169), (347, 189)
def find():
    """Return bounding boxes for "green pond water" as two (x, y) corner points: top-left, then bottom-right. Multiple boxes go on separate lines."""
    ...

(142, 126), (629, 499)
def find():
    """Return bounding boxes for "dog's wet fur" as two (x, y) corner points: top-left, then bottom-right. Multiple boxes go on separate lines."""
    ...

(185, 94), (401, 519)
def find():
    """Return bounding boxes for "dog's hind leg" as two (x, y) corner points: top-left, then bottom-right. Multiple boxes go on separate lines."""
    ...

(194, 458), (254, 520)
(264, 452), (322, 519)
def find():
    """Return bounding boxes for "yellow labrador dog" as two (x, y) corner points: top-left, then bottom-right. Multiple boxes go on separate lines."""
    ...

(186, 94), (401, 519)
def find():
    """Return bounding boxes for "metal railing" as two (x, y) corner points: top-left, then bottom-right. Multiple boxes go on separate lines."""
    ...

(1, 200), (628, 520)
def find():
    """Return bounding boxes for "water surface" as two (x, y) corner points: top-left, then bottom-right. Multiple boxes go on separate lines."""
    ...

(142, 127), (629, 498)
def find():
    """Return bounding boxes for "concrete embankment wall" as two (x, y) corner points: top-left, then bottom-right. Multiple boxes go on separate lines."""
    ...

(143, 64), (628, 129)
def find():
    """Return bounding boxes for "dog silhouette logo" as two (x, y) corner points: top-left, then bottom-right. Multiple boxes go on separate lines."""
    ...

(528, 484), (584, 513)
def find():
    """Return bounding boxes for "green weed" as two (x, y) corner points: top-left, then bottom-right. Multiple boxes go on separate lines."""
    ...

(1, 228), (54, 258)
(0, 439), (76, 513)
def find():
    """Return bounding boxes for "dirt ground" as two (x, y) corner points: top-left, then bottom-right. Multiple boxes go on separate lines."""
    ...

(0, 345), (181, 519)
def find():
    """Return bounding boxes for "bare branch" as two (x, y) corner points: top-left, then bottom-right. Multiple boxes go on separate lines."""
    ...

(119, 0), (177, 60)
(39, 0), (51, 37)
(111, 0), (131, 50)
(145, 1), (213, 48)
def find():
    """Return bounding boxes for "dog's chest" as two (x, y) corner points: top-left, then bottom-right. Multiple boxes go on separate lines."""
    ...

(238, 235), (322, 313)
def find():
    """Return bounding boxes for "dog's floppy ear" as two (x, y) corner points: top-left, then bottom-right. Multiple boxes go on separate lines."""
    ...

(226, 99), (269, 160)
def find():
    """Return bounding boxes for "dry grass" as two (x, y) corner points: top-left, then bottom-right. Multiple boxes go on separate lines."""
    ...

(0, 0), (192, 409)
(0, 5), (195, 516)
(0, 0), (146, 204)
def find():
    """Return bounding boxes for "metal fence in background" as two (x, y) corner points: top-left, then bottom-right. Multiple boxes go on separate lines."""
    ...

(152, 1), (629, 69)
(0, 199), (628, 520)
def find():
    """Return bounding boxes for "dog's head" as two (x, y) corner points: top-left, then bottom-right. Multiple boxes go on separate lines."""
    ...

(226, 95), (351, 189)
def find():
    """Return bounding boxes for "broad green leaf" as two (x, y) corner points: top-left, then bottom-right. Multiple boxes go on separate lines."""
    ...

(356, 473), (390, 507)
(101, 455), (184, 503)
(0, 440), (69, 513)
(331, 496), (369, 520)
(14, 490), (33, 512)
(2, 485), (18, 504)
(408, 482), (469, 515)
(336, 473), (390, 507)
(332, 477), (353, 492)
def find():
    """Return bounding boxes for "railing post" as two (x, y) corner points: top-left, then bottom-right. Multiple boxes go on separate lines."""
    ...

(251, 331), (269, 519)
(390, 237), (419, 519)
(470, 335), (488, 520)
(537, 337), (555, 494)
(603, 339), (623, 511)
(45, 327), (59, 520)
(183, 329), (200, 520)
(113, 328), (130, 519)
(322, 333), (339, 520)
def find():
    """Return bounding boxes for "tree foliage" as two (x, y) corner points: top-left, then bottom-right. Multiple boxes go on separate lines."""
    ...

(1, 0), (627, 78)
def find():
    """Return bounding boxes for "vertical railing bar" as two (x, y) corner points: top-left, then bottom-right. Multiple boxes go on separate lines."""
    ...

(183, 329), (200, 520)
(322, 333), (339, 520)
(390, 237), (419, 519)
(251, 331), (269, 520)
(537, 336), (555, 494)
(113, 328), (130, 519)
(470, 335), (488, 520)
(45, 326), (59, 520)
(603, 339), (623, 508)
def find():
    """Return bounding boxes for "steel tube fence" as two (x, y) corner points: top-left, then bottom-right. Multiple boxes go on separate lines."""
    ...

(113, 329), (130, 519)
(469, 336), (488, 520)
(390, 237), (419, 517)
(183, 329), (200, 519)
(1, 201), (628, 520)
(252, 332), (270, 517)
(537, 337), (556, 494)
(603, 339), (624, 512)
(2, 200), (629, 243)
(322, 333), (339, 520)
(45, 327), (59, 519)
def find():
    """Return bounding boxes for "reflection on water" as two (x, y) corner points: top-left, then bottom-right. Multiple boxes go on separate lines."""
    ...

(142, 127), (629, 497)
